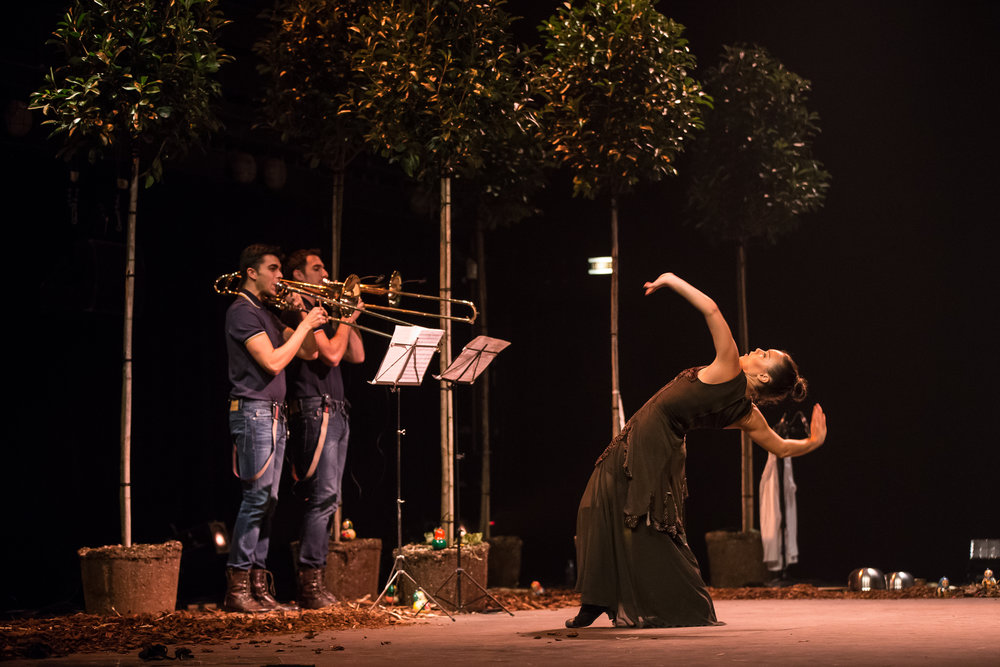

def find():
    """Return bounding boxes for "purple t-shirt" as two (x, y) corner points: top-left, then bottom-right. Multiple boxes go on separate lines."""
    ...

(225, 290), (288, 401)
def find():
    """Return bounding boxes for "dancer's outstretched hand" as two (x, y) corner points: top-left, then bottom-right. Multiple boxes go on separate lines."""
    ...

(643, 272), (677, 295)
(808, 403), (827, 448)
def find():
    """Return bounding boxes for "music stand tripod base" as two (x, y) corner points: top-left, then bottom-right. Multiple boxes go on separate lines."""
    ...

(372, 551), (454, 619)
(430, 554), (514, 615)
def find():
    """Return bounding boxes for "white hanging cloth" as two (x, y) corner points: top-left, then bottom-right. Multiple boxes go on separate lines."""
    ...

(759, 452), (799, 571)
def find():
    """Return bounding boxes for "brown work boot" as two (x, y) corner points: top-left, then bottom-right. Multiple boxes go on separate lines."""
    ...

(315, 565), (338, 606)
(250, 568), (296, 611)
(297, 566), (334, 609)
(223, 567), (266, 613)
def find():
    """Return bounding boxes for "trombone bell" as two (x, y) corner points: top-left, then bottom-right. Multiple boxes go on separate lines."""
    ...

(321, 272), (477, 324)
(388, 271), (402, 307)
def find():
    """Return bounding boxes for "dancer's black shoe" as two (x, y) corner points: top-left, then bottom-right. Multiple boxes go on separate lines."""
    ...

(565, 604), (608, 628)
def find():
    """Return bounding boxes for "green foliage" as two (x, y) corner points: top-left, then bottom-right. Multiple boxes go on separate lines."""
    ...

(348, 0), (534, 182)
(532, 0), (709, 199)
(29, 0), (230, 185)
(462, 130), (545, 231)
(254, 0), (368, 171)
(460, 44), (544, 231)
(688, 43), (831, 243)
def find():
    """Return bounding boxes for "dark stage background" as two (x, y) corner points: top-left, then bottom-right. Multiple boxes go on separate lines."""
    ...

(3, 1), (998, 611)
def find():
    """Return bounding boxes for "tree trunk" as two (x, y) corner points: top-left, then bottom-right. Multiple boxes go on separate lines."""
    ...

(120, 154), (139, 548)
(475, 219), (491, 538)
(439, 175), (455, 542)
(736, 241), (753, 533)
(330, 168), (344, 281)
(610, 197), (622, 438)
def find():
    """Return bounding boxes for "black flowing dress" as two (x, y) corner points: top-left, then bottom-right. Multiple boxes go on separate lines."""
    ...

(575, 367), (752, 627)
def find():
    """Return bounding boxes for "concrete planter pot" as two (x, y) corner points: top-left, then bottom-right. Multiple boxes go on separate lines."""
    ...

(393, 542), (490, 611)
(486, 535), (522, 588)
(323, 538), (382, 601)
(290, 537), (383, 601)
(704, 530), (767, 588)
(78, 541), (182, 615)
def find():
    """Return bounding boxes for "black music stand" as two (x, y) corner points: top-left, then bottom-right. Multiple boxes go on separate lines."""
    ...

(369, 326), (454, 620)
(432, 336), (513, 615)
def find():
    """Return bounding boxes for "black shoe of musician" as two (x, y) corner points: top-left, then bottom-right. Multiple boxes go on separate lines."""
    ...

(565, 604), (609, 628)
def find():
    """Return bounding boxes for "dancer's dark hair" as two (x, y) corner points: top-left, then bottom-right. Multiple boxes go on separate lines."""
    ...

(751, 351), (808, 406)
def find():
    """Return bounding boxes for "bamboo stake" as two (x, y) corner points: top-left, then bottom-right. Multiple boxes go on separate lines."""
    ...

(120, 154), (139, 548)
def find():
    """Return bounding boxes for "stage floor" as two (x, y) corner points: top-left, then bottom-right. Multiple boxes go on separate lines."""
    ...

(14, 598), (1000, 665)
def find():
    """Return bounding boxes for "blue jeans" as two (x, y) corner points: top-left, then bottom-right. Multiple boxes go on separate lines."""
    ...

(288, 397), (350, 568)
(227, 400), (286, 570)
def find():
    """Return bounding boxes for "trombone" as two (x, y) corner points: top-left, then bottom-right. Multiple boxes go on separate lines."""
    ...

(279, 271), (477, 325)
(212, 271), (394, 339)
(330, 271), (478, 324)
(213, 270), (478, 338)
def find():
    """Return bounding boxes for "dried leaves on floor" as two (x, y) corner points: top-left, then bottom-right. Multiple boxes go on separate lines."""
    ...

(2, 584), (996, 660)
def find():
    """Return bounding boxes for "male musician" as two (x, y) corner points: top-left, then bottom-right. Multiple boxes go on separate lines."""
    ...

(223, 244), (327, 613)
(283, 249), (365, 609)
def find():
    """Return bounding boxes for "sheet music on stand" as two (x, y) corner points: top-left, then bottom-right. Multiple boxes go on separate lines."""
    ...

(435, 336), (510, 384)
(371, 325), (444, 386)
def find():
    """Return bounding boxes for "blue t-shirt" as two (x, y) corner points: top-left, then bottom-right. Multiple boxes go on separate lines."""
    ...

(284, 299), (345, 401)
(225, 290), (288, 401)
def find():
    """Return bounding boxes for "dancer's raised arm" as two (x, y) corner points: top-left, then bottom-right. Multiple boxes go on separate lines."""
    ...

(643, 272), (741, 383)
(734, 403), (827, 458)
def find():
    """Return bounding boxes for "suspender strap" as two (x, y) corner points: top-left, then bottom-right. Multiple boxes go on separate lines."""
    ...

(232, 402), (279, 481)
(287, 395), (343, 482)
(299, 404), (329, 482)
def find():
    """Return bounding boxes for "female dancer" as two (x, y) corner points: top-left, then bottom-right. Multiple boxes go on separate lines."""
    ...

(567, 272), (827, 628)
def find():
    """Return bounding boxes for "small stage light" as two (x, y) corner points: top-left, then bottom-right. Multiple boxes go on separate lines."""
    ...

(208, 521), (230, 555)
(174, 521), (230, 606)
(176, 520), (230, 555)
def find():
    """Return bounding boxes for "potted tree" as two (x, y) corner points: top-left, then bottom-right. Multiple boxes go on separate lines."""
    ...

(350, 0), (533, 548)
(345, 0), (536, 599)
(253, 0), (370, 280)
(532, 0), (710, 441)
(467, 132), (546, 589)
(461, 75), (546, 589)
(687, 43), (830, 587)
(30, 0), (229, 614)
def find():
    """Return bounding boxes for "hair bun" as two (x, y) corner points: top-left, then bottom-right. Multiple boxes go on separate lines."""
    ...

(791, 376), (808, 402)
